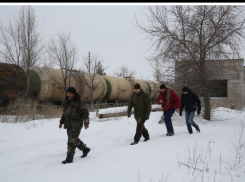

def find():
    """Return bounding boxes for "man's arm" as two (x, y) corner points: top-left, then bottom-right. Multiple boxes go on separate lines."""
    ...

(78, 100), (90, 127)
(144, 94), (151, 117)
(180, 94), (184, 114)
(82, 106), (90, 126)
(156, 93), (162, 104)
(60, 113), (65, 124)
(59, 111), (65, 128)
(193, 93), (201, 114)
(127, 96), (134, 113)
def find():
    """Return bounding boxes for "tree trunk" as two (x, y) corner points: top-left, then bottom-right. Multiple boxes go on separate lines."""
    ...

(204, 87), (211, 120)
(91, 93), (94, 112)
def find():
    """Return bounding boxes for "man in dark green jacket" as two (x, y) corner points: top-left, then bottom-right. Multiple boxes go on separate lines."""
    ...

(127, 83), (151, 145)
(59, 87), (90, 164)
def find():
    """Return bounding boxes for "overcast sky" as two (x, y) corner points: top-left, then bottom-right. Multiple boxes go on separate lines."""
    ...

(1, 3), (245, 80)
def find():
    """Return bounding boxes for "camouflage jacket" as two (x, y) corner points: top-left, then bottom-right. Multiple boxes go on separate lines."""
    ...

(59, 93), (89, 130)
(127, 89), (151, 120)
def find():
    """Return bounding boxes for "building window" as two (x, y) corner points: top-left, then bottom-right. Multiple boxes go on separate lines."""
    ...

(209, 80), (227, 97)
(198, 80), (227, 98)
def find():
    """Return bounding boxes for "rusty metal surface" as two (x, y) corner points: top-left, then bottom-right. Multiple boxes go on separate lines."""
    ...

(0, 63), (28, 106)
(0, 63), (162, 107)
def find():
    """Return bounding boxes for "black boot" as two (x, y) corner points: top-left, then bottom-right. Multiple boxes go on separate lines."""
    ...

(62, 159), (73, 164)
(81, 147), (90, 158)
(131, 141), (138, 145)
(194, 125), (200, 132)
(166, 131), (174, 136)
(143, 138), (150, 142)
(188, 130), (193, 134)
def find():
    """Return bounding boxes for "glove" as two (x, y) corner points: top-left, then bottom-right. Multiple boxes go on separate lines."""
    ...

(197, 110), (200, 115)
(127, 112), (131, 118)
(145, 115), (149, 121)
(179, 112), (182, 116)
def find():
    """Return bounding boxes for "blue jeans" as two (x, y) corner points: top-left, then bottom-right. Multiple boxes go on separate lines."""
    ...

(163, 108), (175, 133)
(185, 111), (197, 132)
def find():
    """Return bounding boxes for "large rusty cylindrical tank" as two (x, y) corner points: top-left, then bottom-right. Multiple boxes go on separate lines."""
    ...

(0, 62), (28, 106)
(80, 72), (107, 102)
(103, 75), (132, 101)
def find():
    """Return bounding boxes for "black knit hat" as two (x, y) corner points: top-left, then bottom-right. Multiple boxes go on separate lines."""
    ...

(67, 87), (76, 94)
(160, 84), (166, 89)
(182, 87), (189, 92)
(134, 83), (141, 89)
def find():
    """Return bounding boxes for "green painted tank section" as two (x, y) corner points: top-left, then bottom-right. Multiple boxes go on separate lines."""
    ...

(104, 78), (112, 99)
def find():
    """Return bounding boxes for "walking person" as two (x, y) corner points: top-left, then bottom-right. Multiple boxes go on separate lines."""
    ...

(157, 84), (180, 136)
(127, 83), (151, 145)
(179, 87), (201, 134)
(59, 87), (91, 164)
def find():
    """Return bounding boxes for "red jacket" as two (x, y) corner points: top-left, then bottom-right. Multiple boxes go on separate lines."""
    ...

(157, 88), (181, 112)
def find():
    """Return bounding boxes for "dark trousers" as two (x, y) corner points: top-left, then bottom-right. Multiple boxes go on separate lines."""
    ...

(163, 108), (176, 133)
(66, 126), (86, 161)
(134, 117), (149, 142)
(185, 111), (197, 132)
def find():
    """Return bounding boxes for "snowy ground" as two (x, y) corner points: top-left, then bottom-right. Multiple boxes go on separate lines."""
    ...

(0, 106), (245, 182)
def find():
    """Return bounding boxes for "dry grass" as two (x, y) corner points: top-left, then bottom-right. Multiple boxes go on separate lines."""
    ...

(0, 97), (63, 123)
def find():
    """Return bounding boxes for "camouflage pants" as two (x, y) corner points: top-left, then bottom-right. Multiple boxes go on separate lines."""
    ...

(66, 126), (86, 161)
(134, 117), (149, 142)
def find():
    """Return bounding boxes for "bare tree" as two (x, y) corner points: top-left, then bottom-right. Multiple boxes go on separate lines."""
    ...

(0, 5), (45, 72)
(111, 65), (137, 78)
(152, 59), (166, 82)
(136, 5), (245, 120)
(81, 51), (106, 111)
(95, 60), (109, 75)
(47, 32), (78, 99)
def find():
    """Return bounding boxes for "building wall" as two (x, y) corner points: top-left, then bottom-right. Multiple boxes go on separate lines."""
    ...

(175, 59), (245, 110)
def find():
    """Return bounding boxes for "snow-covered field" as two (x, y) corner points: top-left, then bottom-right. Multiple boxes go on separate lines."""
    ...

(0, 106), (245, 182)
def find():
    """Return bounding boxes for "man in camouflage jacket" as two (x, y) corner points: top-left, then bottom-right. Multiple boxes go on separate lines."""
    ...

(127, 83), (151, 145)
(59, 87), (90, 164)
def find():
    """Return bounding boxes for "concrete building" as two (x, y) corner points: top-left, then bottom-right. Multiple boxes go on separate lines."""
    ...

(175, 59), (245, 110)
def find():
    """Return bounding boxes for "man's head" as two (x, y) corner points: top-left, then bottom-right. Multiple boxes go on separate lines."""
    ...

(66, 87), (76, 100)
(133, 83), (141, 93)
(160, 84), (167, 93)
(182, 87), (189, 94)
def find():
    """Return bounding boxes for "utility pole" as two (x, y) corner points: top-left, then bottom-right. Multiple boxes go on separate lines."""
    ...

(88, 51), (91, 74)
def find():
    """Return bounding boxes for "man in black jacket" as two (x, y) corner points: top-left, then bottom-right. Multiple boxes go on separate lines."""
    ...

(179, 87), (201, 134)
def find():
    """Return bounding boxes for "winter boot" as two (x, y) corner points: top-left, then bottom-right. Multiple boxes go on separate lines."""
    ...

(143, 138), (150, 142)
(166, 131), (174, 136)
(62, 159), (73, 164)
(131, 141), (138, 145)
(194, 125), (200, 133)
(81, 147), (90, 158)
(188, 130), (193, 134)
